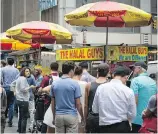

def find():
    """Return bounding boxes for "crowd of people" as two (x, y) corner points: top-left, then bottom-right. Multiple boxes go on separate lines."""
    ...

(0, 58), (157, 133)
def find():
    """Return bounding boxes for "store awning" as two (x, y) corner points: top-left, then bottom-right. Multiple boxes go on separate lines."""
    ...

(8, 49), (39, 56)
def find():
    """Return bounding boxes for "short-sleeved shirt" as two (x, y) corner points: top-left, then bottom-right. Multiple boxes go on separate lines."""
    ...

(130, 72), (157, 125)
(81, 71), (96, 83)
(50, 76), (81, 115)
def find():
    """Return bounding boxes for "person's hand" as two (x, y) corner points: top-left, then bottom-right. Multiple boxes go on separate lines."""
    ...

(30, 85), (36, 89)
(52, 119), (55, 125)
(38, 87), (43, 93)
(142, 109), (147, 118)
(81, 118), (85, 127)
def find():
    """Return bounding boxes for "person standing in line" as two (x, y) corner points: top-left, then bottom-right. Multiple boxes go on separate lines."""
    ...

(92, 66), (136, 133)
(15, 67), (35, 133)
(25, 69), (36, 132)
(79, 61), (96, 83)
(40, 62), (60, 133)
(0, 60), (7, 68)
(51, 62), (84, 133)
(1, 58), (19, 127)
(34, 68), (43, 89)
(73, 66), (88, 133)
(85, 63), (109, 133)
(130, 62), (157, 133)
(0, 85), (7, 133)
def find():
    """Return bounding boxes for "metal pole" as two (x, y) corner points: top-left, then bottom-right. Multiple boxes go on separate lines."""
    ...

(104, 16), (109, 62)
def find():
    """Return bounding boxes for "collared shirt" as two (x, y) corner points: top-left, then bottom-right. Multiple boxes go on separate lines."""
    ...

(1, 66), (19, 88)
(50, 75), (81, 115)
(27, 75), (36, 101)
(81, 70), (96, 83)
(130, 72), (157, 125)
(92, 79), (136, 126)
(35, 75), (43, 88)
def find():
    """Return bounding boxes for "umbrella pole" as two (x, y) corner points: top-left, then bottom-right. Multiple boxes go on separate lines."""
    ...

(104, 16), (109, 62)
(38, 36), (41, 65)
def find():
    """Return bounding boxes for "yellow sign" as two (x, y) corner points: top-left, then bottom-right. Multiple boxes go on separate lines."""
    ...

(107, 46), (148, 61)
(56, 46), (148, 61)
(56, 46), (104, 61)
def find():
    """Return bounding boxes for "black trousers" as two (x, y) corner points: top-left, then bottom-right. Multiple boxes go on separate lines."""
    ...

(86, 113), (100, 133)
(131, 123), (141, 133)
(100, 121), (131, 133)
(5, 90), (15, 123)
(17, 100), (29, 133)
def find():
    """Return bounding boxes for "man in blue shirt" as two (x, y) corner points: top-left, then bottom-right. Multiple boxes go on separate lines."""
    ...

(1, 58), (19, 127)
(130, 61), (157, 133)
(79, 61), (96, 82)
(51, 62), (84, 133)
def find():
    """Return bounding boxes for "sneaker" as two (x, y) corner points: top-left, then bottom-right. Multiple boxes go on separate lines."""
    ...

(8, 122), (12, 127)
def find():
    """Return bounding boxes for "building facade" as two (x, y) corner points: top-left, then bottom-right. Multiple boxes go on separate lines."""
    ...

(40, 0), (157, 46)
(1, 0), (40, 32)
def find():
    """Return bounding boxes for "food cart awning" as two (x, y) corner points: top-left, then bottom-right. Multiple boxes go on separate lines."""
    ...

(8, 49), (39, 56)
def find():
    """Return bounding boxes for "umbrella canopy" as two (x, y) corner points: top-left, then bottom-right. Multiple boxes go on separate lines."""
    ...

(65, 1), (152, 27)
(6, 21), (73, 44)
(0, 33), (32, 50)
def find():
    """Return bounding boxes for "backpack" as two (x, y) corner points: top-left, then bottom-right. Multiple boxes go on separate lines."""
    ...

(139, 95), (157, 133)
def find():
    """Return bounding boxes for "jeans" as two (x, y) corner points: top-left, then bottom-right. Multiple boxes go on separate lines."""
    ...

(4, 88), (15, 123)
(17, 100), (29, 133)
(29, 101), (35, 129)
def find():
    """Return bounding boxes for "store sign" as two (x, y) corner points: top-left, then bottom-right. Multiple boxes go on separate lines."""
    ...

(56, 46), (148, 61)
(56, 46), (104, 61)
(39, 0), (57, 11)
(107, 46), (148, 61)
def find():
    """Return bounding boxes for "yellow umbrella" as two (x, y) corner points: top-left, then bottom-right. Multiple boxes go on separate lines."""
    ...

(65, 1), (152, 27)
(6, 21), (73, 44)
(0, 33), (31, 50)
(64, 1), (152, 61)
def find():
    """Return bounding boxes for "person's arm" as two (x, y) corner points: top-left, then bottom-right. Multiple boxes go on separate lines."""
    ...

(130, 79), (139, 105)
(76, 98), (84, 121)
(92, 86), (100, 114)
(127, 91), (136, 120)
(84, 83), (91, 121)
(40, 85), (51, 94)
(50, 84), (55, 124)
(51, 97), (55, 125)
(75, 83), (84, 122)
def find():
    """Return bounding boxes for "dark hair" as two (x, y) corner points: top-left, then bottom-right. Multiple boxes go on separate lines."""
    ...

(98, 68), (109, 77)
(79, 61), (88, 69)
(1, 60), (7, 67)
(113, 66), (130, 77)
(50, 62), (59, 71)
(20, 67), (31, 77)
(74, 66), (83, 76)
(62, 62), (75, 74)
(149, 73), (158, 80)
(7, 58), (14, 65)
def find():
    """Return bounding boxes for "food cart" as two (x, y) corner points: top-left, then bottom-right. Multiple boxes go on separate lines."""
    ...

(56, 45), (148, 76)
(8, 48), (40, 69)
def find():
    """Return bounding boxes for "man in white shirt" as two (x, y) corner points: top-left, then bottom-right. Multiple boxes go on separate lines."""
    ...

(92, 66), (136, 133)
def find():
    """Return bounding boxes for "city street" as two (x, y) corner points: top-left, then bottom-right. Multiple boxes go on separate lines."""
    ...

(4, 116), (35, 133)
